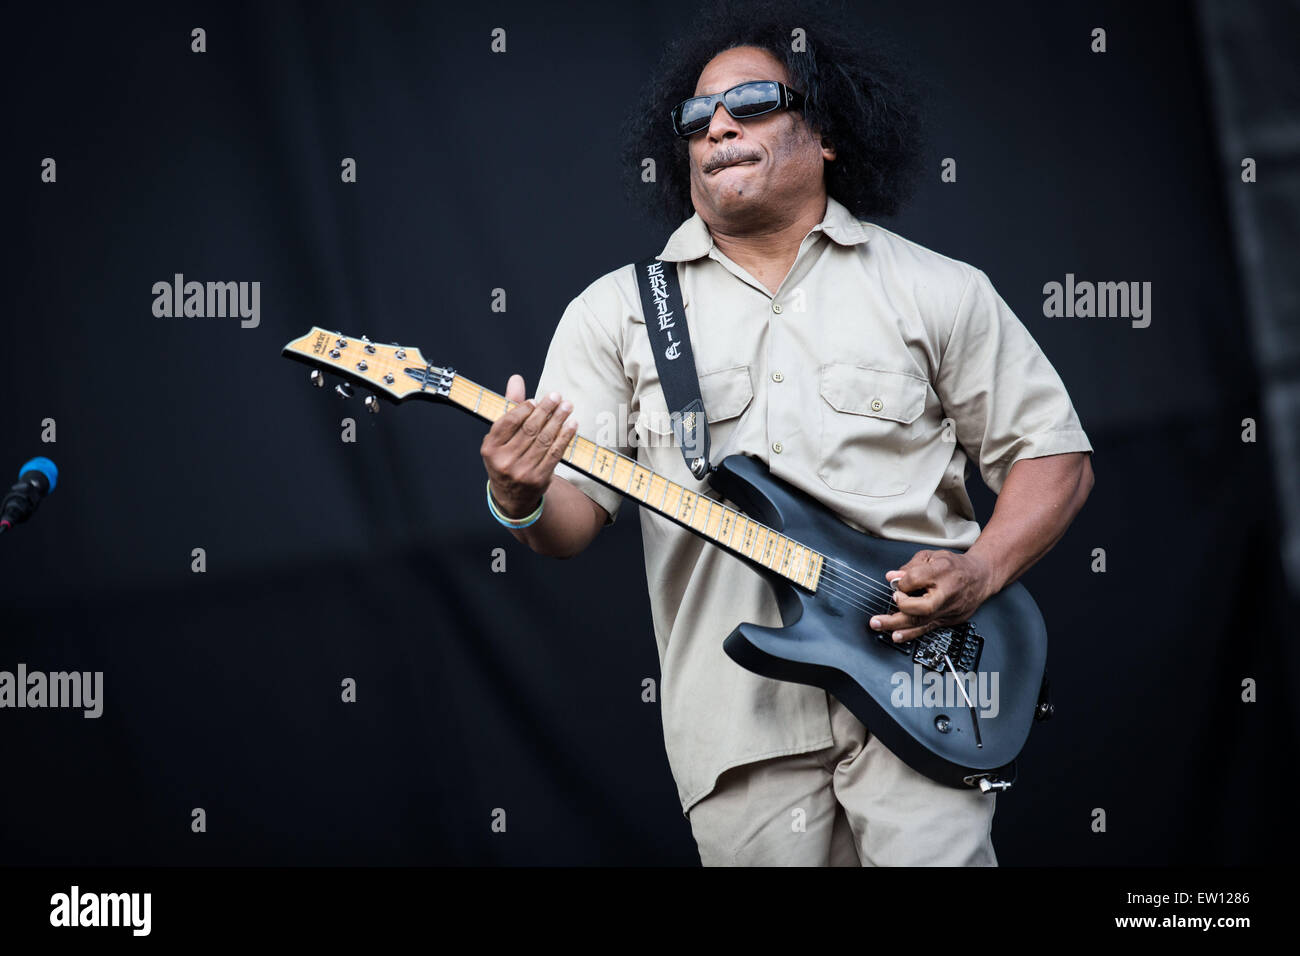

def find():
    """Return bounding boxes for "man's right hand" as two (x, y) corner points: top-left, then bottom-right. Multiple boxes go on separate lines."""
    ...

(480, 374), (578, 519)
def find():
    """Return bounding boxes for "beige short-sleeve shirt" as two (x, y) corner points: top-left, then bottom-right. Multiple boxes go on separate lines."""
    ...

(534, 196), (1093, 815)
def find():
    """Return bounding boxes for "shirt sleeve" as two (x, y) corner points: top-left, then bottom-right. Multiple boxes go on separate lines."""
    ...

(935, 267), (1094, 495)
(533, 292), (633, 526)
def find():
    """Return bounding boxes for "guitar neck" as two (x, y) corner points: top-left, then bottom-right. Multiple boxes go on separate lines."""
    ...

(445, 372), (825, 591)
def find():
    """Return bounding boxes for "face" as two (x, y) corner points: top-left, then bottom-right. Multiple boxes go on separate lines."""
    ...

(685, 46), (835, 229)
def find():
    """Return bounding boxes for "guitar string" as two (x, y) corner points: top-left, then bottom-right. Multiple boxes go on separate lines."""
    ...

(815, 559), (897, 604)
(818, 557), (903, 602)
(816, 570), (898, 615)
(817, 585), (891, 618)
(819, 563), (896, 604)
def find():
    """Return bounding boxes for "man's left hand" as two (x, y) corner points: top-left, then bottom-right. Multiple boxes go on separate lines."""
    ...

(868, 550), (997, 643)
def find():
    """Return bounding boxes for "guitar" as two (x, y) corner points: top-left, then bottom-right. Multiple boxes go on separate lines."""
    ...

(283, 327), (1053, 792)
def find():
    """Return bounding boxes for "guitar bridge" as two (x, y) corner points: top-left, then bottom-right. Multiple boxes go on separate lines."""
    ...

(877, 621), (983, 673)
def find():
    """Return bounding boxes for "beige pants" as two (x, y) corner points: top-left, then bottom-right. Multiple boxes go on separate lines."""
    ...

(687, 694), (998, 866)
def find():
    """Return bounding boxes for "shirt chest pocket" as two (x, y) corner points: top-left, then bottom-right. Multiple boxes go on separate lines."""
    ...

(633, 364), (754, 466)
(817, 363), (928, 498)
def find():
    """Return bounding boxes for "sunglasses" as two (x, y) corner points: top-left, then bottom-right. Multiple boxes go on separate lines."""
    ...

(671, 80), (805, 138)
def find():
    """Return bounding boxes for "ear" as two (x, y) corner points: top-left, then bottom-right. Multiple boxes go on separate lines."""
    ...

(821, 137), (836, 162)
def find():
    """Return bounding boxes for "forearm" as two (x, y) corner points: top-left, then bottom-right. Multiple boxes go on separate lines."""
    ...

(965, 452), (1094, 593)
(505, 474), (604, 559)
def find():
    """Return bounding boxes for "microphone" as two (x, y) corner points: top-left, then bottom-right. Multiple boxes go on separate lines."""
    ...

(0, 457), (59, 534)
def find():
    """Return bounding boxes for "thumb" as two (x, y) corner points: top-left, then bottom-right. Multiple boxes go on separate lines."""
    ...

(505, 373), (527, 405)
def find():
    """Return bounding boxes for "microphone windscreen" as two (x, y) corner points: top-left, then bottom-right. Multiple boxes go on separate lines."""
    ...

(19, 456), (58, 493)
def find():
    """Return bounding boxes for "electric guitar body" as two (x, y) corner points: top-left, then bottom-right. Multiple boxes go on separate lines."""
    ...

(707, 453), (1047, 791)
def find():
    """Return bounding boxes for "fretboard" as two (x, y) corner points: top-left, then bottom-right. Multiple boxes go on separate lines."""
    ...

(447, 373), (825, 591)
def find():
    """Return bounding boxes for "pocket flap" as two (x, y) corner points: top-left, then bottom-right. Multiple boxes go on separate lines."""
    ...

(638, 364), (753, 434)
(699, 364), (754, 423)
(819, 364), (926, 425)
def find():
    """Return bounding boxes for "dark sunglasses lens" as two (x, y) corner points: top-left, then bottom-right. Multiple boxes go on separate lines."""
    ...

(676, 97), (714, 135)
(725, 81), (781, 117)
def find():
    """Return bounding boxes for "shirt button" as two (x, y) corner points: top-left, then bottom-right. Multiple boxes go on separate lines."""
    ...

(772, 441), (784, 454)
(771, 371), (784, 383)
(870, 398), (883, 412)
(772, 302), (783, 314)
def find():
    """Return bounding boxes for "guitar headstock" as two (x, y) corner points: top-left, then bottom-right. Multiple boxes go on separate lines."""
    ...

(281, 327), (453, 407)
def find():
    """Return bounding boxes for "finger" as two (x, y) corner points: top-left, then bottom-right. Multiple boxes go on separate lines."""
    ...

(501, 391), (557, 456)
(537, 413), (580, 476)
(506, 392), (567, 467)
(868, 610), (923, 636)
(485, 377), (536, 450)
(885, 552), (928, 593)
(522, 399), (577, 477)
(890, 621), (937, 643)
(893, 587), (942, 619)
(891, 556), (942, 594)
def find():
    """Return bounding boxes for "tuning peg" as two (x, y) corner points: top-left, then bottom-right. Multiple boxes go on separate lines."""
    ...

(363, 395), (381, 415)
(335, 383), (353, 399)
(310, 370), (325, 388)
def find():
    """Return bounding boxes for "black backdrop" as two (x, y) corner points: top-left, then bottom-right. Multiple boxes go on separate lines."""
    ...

(1, 0), (1294, 865)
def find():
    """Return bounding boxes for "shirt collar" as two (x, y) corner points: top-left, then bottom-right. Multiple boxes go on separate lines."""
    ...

(656, 194), (871, 262)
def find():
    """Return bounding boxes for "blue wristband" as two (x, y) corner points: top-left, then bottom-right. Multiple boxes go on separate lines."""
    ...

(486, 479), (544, 529)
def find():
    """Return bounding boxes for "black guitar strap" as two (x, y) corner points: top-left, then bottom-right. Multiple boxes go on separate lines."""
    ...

(634, 257), (711, 479)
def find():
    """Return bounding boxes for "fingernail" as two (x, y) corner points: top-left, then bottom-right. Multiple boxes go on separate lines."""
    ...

(560, 401), (572, 412)
(870, 618), (880, 629)
(548, 391), (560, 401)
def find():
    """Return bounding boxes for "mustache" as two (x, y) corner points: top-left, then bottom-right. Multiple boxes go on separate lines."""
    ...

(703, 148), (762, 174)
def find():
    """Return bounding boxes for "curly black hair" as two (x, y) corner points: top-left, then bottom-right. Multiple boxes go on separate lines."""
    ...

(620, 0), (928, 227)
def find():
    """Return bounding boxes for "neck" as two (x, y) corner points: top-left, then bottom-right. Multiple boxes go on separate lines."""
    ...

(703, 195), (828, 293)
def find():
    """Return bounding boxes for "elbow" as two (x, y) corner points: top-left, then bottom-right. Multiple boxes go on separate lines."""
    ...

(522, 535), (580, 560)
(552, 536), (599, 560)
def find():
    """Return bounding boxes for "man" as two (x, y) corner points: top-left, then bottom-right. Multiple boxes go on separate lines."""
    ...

(480, 7), (1093, 866)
